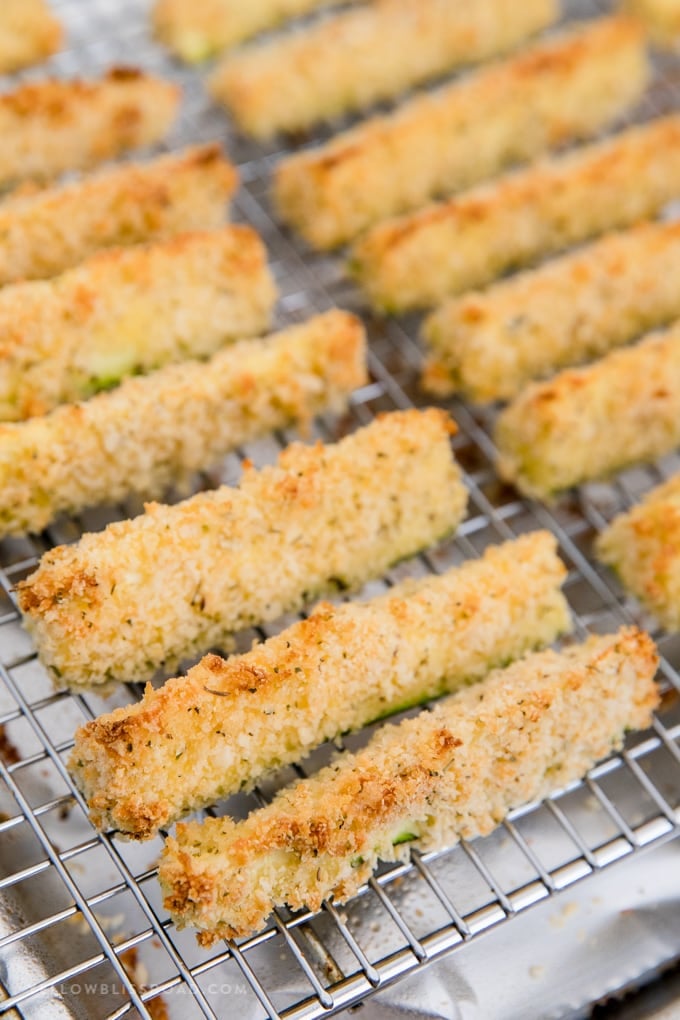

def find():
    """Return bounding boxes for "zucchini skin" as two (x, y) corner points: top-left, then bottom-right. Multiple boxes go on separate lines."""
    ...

(70, 530), (569, 838)
(0, 226), (276, 421)
(160, 627), (659, 944)
(4, 310), (365, 541)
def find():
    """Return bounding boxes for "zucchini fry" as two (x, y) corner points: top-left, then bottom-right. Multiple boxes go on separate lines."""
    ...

(71, 532), (570, 838)
(0, 144), (236, 286)
(0, 0), (62, 73)
(274, 16), (647, 249)
(351, 116), (680, 312)
(211, 0), (557, 139)
(3, 310), (365, 541)
(18, 407), (466, 690)
(160, 627), (659, 944)
(0, 69), (179, 189)
(153, 0), (357, 63)
(423, 221), (680, 402)
(0, 226), (276, 421)
(597, 473), (680, 631)
(495, 324), (680, 500)
(624, 0), (680, 46)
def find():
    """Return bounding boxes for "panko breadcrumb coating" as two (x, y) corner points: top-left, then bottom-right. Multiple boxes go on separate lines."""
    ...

(70, 532), (570, 838)
(0, 226), (277, 421)
(0, 69), (179, 189)
(0, 0), (62, 73)
(351, 116), (680, 312)
(153, 0), (354, 62)
(274, 16), (648, 249)
(0, 144), (237, 286)
(624, 0), (680, 45)
(597, 473), (680, 631)
(2, 310), (366, 541)
(18, 408), (466, 691)
(495, 324), (680, 500)
(160, 627), (659, 943)
(210, 0), (557, 139)
(423, 221), (680, 402)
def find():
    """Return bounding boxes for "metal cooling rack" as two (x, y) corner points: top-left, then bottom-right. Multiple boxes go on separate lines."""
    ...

(1, 1), (680, 1018)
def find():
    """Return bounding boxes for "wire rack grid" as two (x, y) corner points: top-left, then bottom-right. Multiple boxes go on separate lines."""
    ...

(0, 0), (679, 1018)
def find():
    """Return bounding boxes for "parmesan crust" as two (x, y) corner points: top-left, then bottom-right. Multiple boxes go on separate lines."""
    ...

(0, 226), (276, 421)
(18, 408), (466, 691)
(210, 0), (557, 139)
(0, 69), (179, 188)
(70, 532), (570, 838)
(597, 473), (680, 631)
(351, 116), (680, 312)
(160, 627), (659, 944)
(1, 310), (366, 541)
(423, 221), (680, 402)
(624, 0), (680, 45)
(153, 0), (353, 62)
(0, 0), (62, 73)
(0, 144), (237, 286)
(273, 16), (648, 249)
(495, 324), (680, 500)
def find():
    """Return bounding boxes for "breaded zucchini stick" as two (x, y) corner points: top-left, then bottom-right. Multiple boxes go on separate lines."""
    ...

(597, 473), (680, 631)
(351, 116), (680, 312)
(624, 0), (680, 45)
(160, 627), (659, 943)
(18, 408), (466, 690)
(210, 0), (557, 139)
(0, 227), (276, 421)
(495, 324), (680, 500)
(70, 532), (570, 838)
(0, 69), (179, 189)
(0, 0), (62, 73)
(274, 16), (648, 249)
(3, 310), (366, 541)
(153, 0), (355, 62)
(0, 144), (236, 286)
(423, 221), (680, 402)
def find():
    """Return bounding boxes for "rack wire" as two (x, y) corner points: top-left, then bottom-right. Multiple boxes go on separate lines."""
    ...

(0, 0), (679, 1017)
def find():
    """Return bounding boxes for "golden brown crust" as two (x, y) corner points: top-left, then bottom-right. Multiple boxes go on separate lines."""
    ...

(18, 407), (465, 691)
(0, 144), (237, 286)
(624, 0), (680, 44)
(597, 472), (680, 630)
(351, 114), (680, 311)
(422, 220), (680, 401)
(69, 532), (570, 838)
(3, 310), (365, 542)
(0, 0), (62, 73)
(495, 323), (680, 499)
(274, 16), (648, 249)
(211, 0), (556, 138)
(152, 0), (348, 62)
(0, 69), (179, 187)
(159, 627), (659, 942)
(0, 225), (276, 420)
